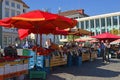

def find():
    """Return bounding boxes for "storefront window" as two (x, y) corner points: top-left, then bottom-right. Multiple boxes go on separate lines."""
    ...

(101, 18), (105, 27)
(119, 16), (120, 25)
(81, 21), (84, 29)
(85, 20), (89, 29)
(60, 35), (62, 39)
(107, 17), (111, 26)
(113, 16), (118, 26)
(76, 22), (79, 28)
(3, 37), (7, 45)
(101, 29), (105, 33)
(90, 20), (94, 28)
(95, 19), (99, 28)
(8, 37), (12, 45)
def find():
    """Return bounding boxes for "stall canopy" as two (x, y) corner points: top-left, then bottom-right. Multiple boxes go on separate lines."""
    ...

(69, 28), (92, 36)
(110, 39), (120, 44)
(75, 37), (95, 42)
(91, 32), (120, 42)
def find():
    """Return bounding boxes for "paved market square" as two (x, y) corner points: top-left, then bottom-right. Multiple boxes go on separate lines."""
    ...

(45, 58), (120, 80)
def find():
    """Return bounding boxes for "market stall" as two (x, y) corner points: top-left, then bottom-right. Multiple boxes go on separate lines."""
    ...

(0, 56), (30, 80)
(0, 9), (77, 80)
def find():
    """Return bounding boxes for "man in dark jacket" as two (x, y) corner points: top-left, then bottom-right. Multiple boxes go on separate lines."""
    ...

(100, 40), (106, 62)
(4, 44), (18, 58)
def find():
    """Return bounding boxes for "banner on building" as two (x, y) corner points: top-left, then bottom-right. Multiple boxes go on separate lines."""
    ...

(110, 29), (120, 35)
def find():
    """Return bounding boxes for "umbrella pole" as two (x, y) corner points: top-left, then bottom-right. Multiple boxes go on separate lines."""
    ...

(73, 35), (75, 42)
(54, 35), (55, 43)
(40, 34), (42, 47)
(36, 34), (38, 45)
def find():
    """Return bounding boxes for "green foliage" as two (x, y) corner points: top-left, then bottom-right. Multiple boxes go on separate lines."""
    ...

(67, 35), (80, 41)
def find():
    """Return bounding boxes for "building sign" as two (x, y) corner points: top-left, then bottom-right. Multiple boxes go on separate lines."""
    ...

(110, 29), (120, 35)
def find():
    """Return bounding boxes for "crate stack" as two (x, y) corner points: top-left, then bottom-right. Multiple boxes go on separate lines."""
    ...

(67, 49), (82, 67)
(28, 50), (36, 69)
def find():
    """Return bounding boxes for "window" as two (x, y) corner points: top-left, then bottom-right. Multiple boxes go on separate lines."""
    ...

(101, 29), (105, 33)
(96, 31), (100, 35)
(3, 36), (7, 45)
(107, 17), (111, 26)
(5, 8), (9, 17)
(64, 36), (67, 39)
(8, 37), (12, 45)
(113, 16), (118, 26)
(17, 4), (21, 9)
(81, 21), (84, 29)
(101, 18), (105, 27)
(11, 9), (15, 16)
(90, 20), (94, 28)
(5, 0), (9, 6)
(76, 22), (79, 28)
(17, 11), (21, 15)
(11, 2), (15, 8)
(60, 35), (62, 39)
(23, 9), (26, 13)
(95, 19), (99, 28)
(85, 20), (89, 29)
(119, 16), (120, 25)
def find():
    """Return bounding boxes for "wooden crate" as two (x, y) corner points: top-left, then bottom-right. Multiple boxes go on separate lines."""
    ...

(50, 56), (67, 67)
(82, 53), (90, 61)
(0, 75), (4, 80)
(23, 59), (29, 64)
(4, 72), (19, 79)
(8, 61), (18, 66)
(91, 53), (97, 59)
(0, 62), (5, 66)
(17, 70), (28, 76)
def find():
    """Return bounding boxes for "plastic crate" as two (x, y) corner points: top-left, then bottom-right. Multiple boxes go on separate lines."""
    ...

(76, 56), (82, 66)
(29, 70), (46, 80)
(36, 56), (44, 68)
(67, 54), (73, 67)
(22, 49), (30, 56)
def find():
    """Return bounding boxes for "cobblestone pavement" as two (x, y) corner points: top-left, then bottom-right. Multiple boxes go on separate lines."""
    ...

(25, 58), (120, 80)
(46, 58), (120, 80)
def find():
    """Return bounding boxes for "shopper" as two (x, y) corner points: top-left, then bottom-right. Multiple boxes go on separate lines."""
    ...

(100, 40), (106, 62)
(104, 40), (111, 63)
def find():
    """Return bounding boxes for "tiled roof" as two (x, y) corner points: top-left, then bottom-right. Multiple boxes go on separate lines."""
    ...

(14, 0), (29, 8)
(58, 9), (89, 17)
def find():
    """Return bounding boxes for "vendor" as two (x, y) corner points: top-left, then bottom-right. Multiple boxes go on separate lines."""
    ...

(4, 44), (18, 58)
(0, 51), (3, 57)
(45, 38), (52, 48)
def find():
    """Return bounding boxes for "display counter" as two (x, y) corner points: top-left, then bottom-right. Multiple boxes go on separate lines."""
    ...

(0, 56), (31, 80)
(50, 51), (67, 67)
(50, 56), (67, 67)
(80, 48), (90, 61)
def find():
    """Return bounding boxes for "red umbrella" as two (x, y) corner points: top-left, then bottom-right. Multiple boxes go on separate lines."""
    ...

(0, 10), (77, 30)
(91, 32), (120, 42)
(0, 10), (77, 46)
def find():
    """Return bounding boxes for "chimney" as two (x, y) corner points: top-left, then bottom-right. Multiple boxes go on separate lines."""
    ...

(77, 9), (84, 14)
(58, 7), (61, 13)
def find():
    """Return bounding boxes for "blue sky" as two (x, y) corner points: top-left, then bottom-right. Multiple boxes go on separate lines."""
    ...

(23, 0), (120, 16)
